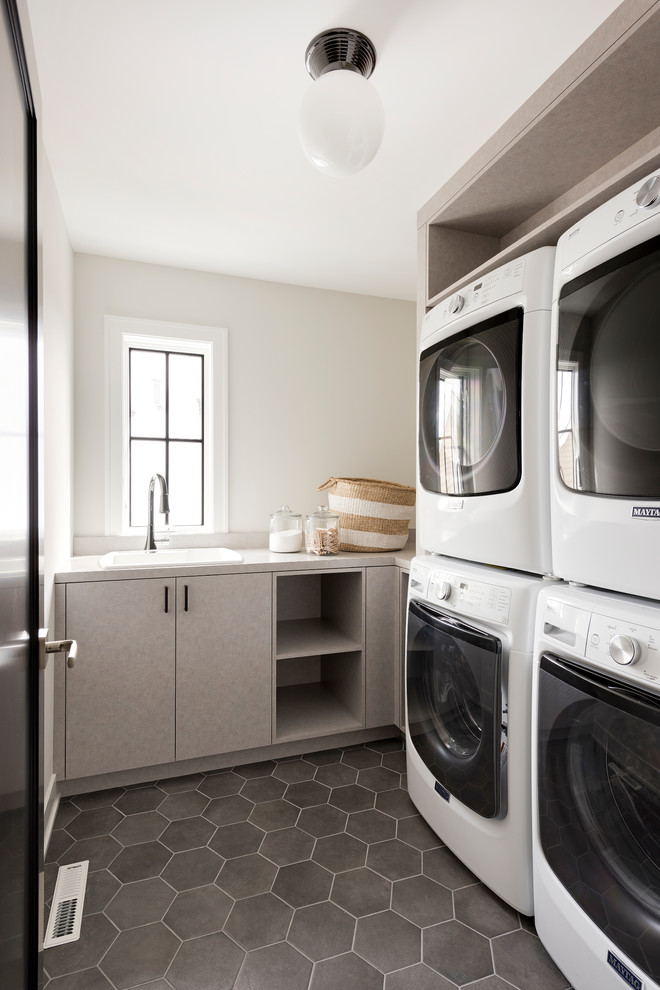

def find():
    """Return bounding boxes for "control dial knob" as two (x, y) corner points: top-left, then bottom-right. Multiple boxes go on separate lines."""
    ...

(434, 580), (452, 601)
(609, 634), (640, 666)
(447, 293), (464, 315)
(635, 175), (660, 209)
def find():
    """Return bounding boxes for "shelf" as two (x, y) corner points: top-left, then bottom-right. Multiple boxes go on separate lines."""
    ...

(275, 683), (363, 743)
(418, 0), (660, 311)
(276, 618), (361, 659)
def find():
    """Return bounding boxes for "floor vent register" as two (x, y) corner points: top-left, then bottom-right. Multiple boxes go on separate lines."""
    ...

(43, 860), (89, 948)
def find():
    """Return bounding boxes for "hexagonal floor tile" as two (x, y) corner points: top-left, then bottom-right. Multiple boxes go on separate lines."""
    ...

(160, 846), (223, 891)
(209, 820), (264, 859)
(309, 951), (383, 990)
(397, 815), (443, 851)
(258, 826), (314, 867)
(313, 832), (367, 873)
(197, 771), (244, 799)
(216, 853), (277, 899)
(224, 892), (293, 950)
(313, 762), (358, 788)
(163, 884), (233, 940)
(111, 810), (168, 846)
(113, 785), (165, 816)
(285, 779), (331, 808)
(44, 913), (118, 980)
(61, 835), (122, 873)
(234, 760), (275, 778)
(330, 867), (391, 918)
(157, 790), (209, 822)
(109, 841), (171, 883)
(71, 788), (125, 811)
(288, 900), (356, 961)
(302, 748), (343, 766)
(204, 794), (255, 827)
(357, 766), (400, 792)
(166, 931), (244, 990)
(454, 883), (520, 937)
(272, 860), (333, 907)
(423, 846), (478, 889)
(44, 968), (114, 989)
(46, 829), (75, 864)
(248, 799), (299, 831)
(272, 759), (316, 783)
(375, 788), (418, 819)
(424, 919), (493, 985)
(105, 877), (176, 930)
(82, 869), (121, 916)
(355, 909), (421, 974)
(367, 838), (421, 881)
(329, 784), (375, 814)
(341, 748), (382, 770)
(392, 875), (453, 928)
(382, 750), (407, 774)
(159, 815), (216, 852)
(385, 962), (457, 989)
(239, 775), (286, 803)
(346, 808), (397, 844)
(297, 803), (347, 838)
(492, 929), (572, 989)
(235, 940), (312, 990)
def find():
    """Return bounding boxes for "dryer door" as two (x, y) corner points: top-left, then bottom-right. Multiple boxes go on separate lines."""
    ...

(537, 653), (660, 983)
(406, 599), (503, 818)
(419, 307), (522, 497)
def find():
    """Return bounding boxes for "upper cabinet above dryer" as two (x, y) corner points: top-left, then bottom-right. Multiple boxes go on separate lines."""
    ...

(418, 0), (660, 320)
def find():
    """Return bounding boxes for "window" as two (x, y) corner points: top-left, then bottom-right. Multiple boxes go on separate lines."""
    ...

(106, 316), (227, 536)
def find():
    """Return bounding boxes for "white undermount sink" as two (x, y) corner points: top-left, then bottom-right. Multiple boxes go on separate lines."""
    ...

(99, 547), (243, 569)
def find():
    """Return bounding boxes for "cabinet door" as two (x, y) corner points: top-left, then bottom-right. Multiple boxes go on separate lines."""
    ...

(65, 579), (176, 778)
(176, 572), (272, 760)
(365, 566), (398, 728)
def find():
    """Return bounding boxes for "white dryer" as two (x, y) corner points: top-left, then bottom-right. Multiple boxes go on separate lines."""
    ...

(406, 554), (552, 914)
(417, 247), (555, 575)
(532, 583), (660, 990)
(550, 171), (660, 598)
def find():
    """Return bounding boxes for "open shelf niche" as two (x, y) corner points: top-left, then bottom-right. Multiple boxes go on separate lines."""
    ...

(273, 570), (365, 743)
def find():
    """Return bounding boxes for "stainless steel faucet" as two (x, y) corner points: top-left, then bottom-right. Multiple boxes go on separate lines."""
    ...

(145, 473), (170, 551)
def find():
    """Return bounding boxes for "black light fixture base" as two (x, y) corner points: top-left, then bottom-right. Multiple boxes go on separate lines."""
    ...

(305, 28), (376, 80)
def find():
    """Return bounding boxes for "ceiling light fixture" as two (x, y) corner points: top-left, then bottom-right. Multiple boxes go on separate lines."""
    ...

(299, 28), (384, 178)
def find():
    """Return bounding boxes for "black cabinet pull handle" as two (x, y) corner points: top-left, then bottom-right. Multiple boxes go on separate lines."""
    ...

(164, 586), (169, 613)
(184, 585), (189, 612)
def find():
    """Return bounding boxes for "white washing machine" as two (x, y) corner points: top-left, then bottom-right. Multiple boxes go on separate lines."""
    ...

(550, 170), (660, 599)
(406, 554), (553, 914)
(417, 246), (555, 576)
(533, 583), (660, 990)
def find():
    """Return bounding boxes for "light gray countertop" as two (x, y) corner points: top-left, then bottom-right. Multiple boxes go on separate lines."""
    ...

(55, 545), (415, 583)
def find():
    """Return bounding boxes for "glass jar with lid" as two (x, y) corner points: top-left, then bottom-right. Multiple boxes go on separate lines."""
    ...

(305, 505), (340, 555)
(269, 505), (303, 553)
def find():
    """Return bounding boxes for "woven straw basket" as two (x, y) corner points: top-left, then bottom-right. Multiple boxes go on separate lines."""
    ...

(318, 477), (415, 552)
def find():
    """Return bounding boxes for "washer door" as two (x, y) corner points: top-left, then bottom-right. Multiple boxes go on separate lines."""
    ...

(419, 308), (522, 497)
(537, 654), (660, 983)
(407, 599), (503, 818)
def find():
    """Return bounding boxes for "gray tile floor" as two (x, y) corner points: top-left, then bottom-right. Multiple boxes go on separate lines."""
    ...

(43, 738), (572, 990)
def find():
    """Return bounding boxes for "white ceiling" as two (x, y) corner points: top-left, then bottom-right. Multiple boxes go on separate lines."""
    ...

(26, 0), (622, 301)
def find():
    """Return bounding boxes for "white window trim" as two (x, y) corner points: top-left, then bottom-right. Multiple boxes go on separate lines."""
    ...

(105, 315), (228, 536)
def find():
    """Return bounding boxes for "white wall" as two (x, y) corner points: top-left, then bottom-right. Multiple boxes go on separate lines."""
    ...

(41, 154), (74, 803)
(74, 254), (416, 538)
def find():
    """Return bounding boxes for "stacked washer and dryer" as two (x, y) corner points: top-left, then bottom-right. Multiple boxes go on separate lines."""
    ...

(532, 174), (660, 990)
(406, 172), (660, 986)
(406, 247), (557, 916)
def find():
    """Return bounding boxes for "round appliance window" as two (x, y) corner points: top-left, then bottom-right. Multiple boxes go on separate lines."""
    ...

(591, 264), (660, 452)
(421, 639), (483, 759)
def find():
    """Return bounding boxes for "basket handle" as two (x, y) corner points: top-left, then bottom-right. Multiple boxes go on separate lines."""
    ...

(317, 478), (337, 492)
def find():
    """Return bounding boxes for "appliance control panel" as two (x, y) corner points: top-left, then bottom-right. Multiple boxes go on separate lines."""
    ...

(428, 569), (511, 625)
(559, 171), (660, 271)
(421, 257), (525, 339)
(540, 596), (660, 692)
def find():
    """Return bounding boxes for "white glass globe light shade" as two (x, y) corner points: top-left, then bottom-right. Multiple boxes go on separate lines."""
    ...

(299, 69), (384, 177)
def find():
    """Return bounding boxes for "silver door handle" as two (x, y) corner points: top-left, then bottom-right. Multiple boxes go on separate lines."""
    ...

(39, 629), (78, 670)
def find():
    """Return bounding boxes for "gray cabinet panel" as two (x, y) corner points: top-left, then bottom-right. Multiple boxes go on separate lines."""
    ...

(65, 579), (176, 777)
(365, 566), (397, 728)
(176, 572), (272, 760)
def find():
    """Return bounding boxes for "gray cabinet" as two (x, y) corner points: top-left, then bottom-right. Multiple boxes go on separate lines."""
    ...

(365, 566), (398, 729)
(64, 578), (176, 778)
(175, 572), (272, 760)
